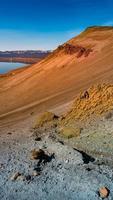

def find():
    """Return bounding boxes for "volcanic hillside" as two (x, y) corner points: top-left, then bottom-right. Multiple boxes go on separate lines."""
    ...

(0, 26), (113, 123)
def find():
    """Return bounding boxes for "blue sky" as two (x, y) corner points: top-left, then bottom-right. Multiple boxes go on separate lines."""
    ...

(0, 0), (113, 50)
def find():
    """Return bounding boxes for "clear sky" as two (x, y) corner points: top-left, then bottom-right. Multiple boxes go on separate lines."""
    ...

(0, 0), (113, 50)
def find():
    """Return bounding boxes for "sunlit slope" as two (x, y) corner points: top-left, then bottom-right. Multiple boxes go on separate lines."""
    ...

(0, 26), (113, 117)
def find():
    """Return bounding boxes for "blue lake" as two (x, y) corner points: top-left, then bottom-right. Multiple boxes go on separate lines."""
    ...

(0, 62), (27, 74)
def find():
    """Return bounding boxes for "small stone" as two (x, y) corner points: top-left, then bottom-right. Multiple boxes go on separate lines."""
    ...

(65, 159), (69, 163)
(10, 172), (21, 181)
(99, 187), (110, 198)
(104, 111), (113, 120)
(17, 175), (26, 181)
(30, 149), (45, 160)
(60, 126), (81, 139)
(35, 137), (41, 141)
(58, 140), (64, 145)
(7, 132), (12, 135)
(25, 175), (32, 181)
(86, 167), (92, 171)
(33, 170), (40, 176)
(0, 163), (4, 169)
(30, 112), (34, 115)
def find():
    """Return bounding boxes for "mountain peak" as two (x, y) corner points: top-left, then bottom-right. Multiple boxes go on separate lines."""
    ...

(84, 26), (113, 33)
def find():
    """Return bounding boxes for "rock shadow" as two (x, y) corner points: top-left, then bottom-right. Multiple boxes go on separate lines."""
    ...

(74, 148), (95, 164)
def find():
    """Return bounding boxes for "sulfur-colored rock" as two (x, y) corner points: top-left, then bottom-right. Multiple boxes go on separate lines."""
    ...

(59, 126), (81, 139)
(61, 84), (113, 124)
(34, 111), (58, 128)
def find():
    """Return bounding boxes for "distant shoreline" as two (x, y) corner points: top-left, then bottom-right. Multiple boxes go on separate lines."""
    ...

(0, 50), (51, 64)
(0, 57), (41, 64)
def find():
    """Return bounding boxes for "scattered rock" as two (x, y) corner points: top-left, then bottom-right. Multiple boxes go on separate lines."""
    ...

(34, 111), (59, 128)
(59, 126), (81, 139)
(34, 136), (42, 141)
(104, 111), (113, 120)
(7, 132), (12, 135)
(31, 149), (45, 160)
(65, 159), (69, 163)
(98, 187), (110, 198)
(58, 140), (64, 145)
(32, 170), (40, 176)
(25, 175), (32, 182)
(86, 167), (92, 171)
(48, 133), (57, 141)
(17, 175), (26, 181)
(0, 163), (4, 169)
(30, 112), (34, 115)
(31, 148), (55, 166)
(10, 172), (21, 181)
(80, 91), (89, 99)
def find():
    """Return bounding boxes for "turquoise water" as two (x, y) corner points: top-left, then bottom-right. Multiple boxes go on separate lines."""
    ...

(0, 62), (27, 74)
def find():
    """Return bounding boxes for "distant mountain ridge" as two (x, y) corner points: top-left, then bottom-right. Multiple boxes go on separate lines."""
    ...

(0, 50), (51, 63)
(0, 50), (51, 58)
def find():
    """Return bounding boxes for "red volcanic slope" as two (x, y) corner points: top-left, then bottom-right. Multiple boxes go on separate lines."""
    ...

(0, 26), (113, 122)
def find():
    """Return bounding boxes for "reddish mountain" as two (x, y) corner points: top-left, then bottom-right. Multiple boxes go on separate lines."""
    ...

(0, 26), (113, 123)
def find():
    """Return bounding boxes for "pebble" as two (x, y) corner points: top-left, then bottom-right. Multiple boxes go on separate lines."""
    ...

(10, 172), (21, 181)
(35, 137), (41, 141)
(33, 170), (40, 176)
(65, 159), (69, 163)
(31, 149), (45, 160)
(17, 175), (26, 181)
(7, 132), (12, 135)
(99, 187), (110, 198)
